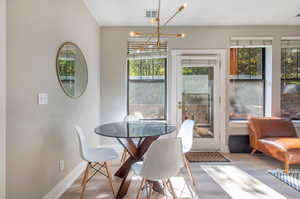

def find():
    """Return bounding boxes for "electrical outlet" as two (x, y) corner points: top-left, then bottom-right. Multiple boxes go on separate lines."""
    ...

(59, 160), (64, 171)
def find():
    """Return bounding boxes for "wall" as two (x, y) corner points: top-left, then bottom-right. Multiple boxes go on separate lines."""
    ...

(7, 0), (100, 198)
(0, 0), (6, 198)
(100, 26), (300, 145)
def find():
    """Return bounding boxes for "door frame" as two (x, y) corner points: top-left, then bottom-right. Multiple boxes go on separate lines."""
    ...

(0, 0), (6, 197)
(170, 49), (227, 152)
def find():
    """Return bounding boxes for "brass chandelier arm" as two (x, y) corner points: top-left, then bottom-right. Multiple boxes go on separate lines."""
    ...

(137, 33), (184, 38)
(129, 0), (187, 49)
(156, 0), (161, 47)
(161, 10), (181, 27)
(161, 3), (187, 28)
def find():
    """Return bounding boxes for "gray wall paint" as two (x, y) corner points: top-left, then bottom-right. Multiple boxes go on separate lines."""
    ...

(0, 0), (6, 198)
(100, 26), (300, 145)
(7, 0), (100, 198)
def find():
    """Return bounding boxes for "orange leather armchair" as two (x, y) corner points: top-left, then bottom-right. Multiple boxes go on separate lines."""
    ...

(248, 117), (300, 173)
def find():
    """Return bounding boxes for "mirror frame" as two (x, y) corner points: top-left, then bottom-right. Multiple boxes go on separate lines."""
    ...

(56, 42), (88, 99)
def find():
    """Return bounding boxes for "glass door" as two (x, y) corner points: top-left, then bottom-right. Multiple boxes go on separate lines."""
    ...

(177, 56), (221, 150)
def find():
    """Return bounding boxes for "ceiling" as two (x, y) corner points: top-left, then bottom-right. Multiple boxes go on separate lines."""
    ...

(84, 0), (300, 26)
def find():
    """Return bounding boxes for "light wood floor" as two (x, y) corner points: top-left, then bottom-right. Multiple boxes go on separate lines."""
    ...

(61, 153), (300, 199)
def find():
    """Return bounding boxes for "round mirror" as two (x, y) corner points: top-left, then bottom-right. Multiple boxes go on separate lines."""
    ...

(56, 42), (88, 98)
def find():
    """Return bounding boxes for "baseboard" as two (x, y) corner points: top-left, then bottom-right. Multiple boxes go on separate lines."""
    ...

(42, 161), (86, 199)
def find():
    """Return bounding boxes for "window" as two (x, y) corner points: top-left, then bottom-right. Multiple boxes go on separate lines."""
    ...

(281, 41), (300, 120)
(127, 38), (168, 120)
(127, 57), (167, 120)
(229, 48), (265, 120)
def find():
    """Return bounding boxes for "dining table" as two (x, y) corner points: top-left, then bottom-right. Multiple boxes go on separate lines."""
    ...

(95, 121), (176, 199)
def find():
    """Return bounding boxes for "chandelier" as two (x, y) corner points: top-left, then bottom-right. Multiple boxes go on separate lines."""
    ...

(129, 0), (187, 50)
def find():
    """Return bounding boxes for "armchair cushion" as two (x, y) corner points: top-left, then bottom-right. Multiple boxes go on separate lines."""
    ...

(258, 138), (300, 163)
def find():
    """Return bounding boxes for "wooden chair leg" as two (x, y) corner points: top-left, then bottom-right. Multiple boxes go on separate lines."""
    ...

(121, 150), (128, 163)
(163, 181), (171, 198)
(147, 183), (153, 199)
(121, 150), (124, 162)
(284, 162), (289, 174)
(251, 149), (257, 155)
(136, 179), (146, 199)
(183, 155), (196, 185)
(167, 179), (176, 199)
(104, 162), (115, 197)
(81, 162), (90, 187)
(80, 162), (90, 199)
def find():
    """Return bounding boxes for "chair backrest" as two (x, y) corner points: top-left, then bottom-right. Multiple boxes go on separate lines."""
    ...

(140, 137), (183, 180)
(74, 125), (89, 161)
(177, 120), (195, 153)
(248, 117), (297, 139)
(123, 114), (143, 122)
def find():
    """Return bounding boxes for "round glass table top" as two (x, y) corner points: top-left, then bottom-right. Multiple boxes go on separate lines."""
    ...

(95, 121), (176, 138)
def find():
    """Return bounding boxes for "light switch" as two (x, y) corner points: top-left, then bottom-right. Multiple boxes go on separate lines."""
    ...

(38, 93), (48, 105)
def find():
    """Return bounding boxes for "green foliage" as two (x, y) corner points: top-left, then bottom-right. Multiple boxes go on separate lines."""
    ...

(58, 60), (75, 76)
(281, 48), (300, 79)
(182, 67), (209, 75)
(237, 48), (263, 77)
(128, 58), (165, 77)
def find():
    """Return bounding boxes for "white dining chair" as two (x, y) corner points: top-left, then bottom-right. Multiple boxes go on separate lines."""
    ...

(120, 114), (144, 163)
(177, 120), (196, 185)
(132, 137), (184, 199)
(74, 125), (118, 199)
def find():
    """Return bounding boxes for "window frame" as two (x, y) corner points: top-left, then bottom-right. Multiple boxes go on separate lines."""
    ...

(126, 58), (168, 121)
(281, 47), (300, 120)
(229, 48), (266, 120)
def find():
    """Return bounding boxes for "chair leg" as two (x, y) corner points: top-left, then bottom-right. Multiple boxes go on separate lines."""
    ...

(183, 155), (196, 185)
(163, 180), (171, 198)
(284, 162), (289, 174)
(136, 179), (146, 199)
(104, 162), (115, 197)
(81, 162), (90, 187)
(251, 149), (257, 155)
(167, 179), (176, 199)
(121, 150), (126, 163)
(80, 162), (90, 199)
(121, 149), (128, 163)
(147, 183), (153, 199)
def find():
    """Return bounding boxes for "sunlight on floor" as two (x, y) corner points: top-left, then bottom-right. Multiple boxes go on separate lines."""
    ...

(201, 165), (287, 199)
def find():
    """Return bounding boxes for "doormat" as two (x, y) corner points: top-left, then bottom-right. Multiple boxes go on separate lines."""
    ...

(268, 169), (300, 192)
(186, 152), (230, 162)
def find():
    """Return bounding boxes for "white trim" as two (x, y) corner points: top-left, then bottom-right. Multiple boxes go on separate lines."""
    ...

(0, 0), (6, 198)
(229, 120), (300, 128)
(230, 45), (272, 48)
(170, 49), (227, 152)
(231, 36), (274, 41)
(42, 161), (86, 199)
(229, 121), (248, 128)
(281, 36), (300, 41)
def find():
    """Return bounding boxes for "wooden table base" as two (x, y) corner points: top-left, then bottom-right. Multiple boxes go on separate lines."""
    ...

(115, 136), (159, 199)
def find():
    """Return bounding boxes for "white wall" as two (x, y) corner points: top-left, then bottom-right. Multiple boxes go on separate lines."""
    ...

(0, 0), (6, 198)
(7, 0), (100, 198)
(100, 26), (300, 145)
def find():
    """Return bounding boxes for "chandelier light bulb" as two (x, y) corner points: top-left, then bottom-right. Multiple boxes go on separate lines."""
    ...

(178, 2), (188, 11)
(150, 18), (157, 25)
(130, 31), (141, 37)
(129, 31), (136, 37)
(177, 33), (186, 38)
